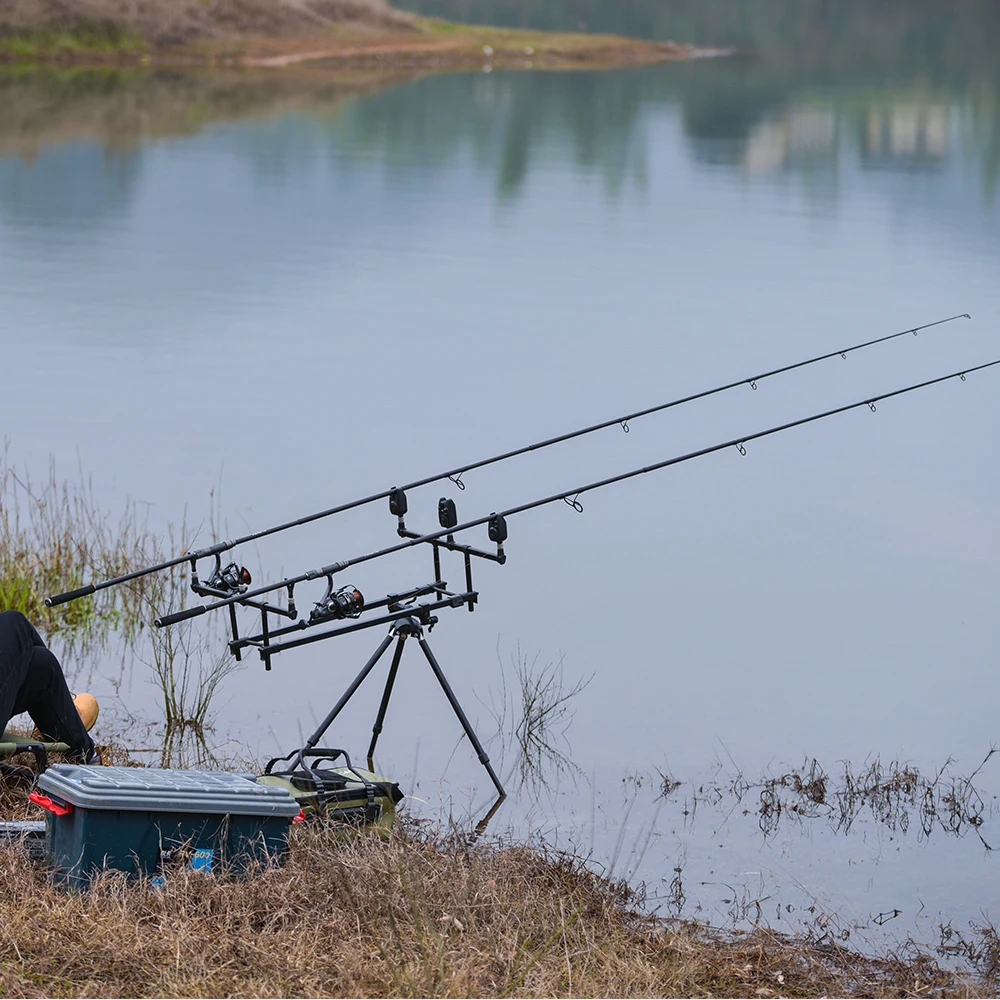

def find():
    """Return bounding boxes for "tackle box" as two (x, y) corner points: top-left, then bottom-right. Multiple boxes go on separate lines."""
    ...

(32, 765), (300, 887)
(258, 748), (404, 828)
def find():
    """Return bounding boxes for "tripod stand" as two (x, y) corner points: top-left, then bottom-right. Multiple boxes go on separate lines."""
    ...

(287, 615), (506, 833)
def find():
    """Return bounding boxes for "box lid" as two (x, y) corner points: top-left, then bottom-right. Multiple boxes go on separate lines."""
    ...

(36, 765), (300, 818)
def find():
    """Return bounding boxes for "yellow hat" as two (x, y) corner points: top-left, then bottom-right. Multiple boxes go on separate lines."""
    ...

(73, 693), (99, 732)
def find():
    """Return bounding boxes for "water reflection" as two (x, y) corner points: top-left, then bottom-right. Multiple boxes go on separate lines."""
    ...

(2, 57), (999, 215)
(0, 69), (372, 156)
(0, 143), (139, 231)
(674, 752), (998, 846)
(398, 0), (1000, 200)
(578, 750), (998, 944)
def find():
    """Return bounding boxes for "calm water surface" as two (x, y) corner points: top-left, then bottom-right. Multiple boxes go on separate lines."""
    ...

(1, 1), (998, 947)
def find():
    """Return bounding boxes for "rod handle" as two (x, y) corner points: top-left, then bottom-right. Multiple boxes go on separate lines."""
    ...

(45, 584), (96, 608)
(155, 605), (207, 628)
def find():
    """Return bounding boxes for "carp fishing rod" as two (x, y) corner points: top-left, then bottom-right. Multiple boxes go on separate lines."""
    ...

(153, 357), (1000, 635)
(46, 313), (970, 610)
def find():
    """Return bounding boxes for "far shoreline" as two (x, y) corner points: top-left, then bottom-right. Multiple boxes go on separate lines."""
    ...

(0, 18), (727, 74)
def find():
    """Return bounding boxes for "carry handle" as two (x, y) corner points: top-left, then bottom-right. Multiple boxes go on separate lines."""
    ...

(29, 791), (73, 816)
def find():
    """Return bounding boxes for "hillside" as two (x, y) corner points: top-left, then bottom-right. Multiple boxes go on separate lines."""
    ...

(0, 0), (417, 47)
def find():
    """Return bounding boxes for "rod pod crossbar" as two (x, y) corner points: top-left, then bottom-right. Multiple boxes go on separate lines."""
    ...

(229, 580), (451, 655)
(154, 356), (1000, 627)
(48, 313), (970, 608)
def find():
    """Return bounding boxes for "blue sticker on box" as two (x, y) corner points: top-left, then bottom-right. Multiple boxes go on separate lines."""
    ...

(190, 848), (213, 872)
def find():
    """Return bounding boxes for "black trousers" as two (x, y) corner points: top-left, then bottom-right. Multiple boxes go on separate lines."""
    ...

(0, 610), (94, 755)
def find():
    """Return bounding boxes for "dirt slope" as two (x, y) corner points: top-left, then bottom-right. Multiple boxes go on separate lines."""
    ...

(0, 0), (417, 46)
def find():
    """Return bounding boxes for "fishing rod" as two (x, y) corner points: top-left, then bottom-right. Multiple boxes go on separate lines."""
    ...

(154, 357), (1000, 632)
(47, 313), (970, 609)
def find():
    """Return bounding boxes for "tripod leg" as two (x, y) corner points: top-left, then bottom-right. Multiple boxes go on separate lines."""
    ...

(417, 636), (506, 803)
(367, 633), (407, 771)
(303, 630), (396, 750)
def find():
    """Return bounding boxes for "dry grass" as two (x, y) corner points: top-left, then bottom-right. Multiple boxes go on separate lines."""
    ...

(0, 811), (986, 999)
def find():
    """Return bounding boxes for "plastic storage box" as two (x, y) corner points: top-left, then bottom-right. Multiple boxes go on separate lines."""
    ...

(32, 765), (300, 887)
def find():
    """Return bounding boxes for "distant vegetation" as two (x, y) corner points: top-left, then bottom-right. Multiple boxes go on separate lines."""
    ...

(399, 0), (1000, 68)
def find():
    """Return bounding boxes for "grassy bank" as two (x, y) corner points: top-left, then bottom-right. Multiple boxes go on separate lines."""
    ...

(0, 795), (987, 998)
(0, 0), (696, 71)
(1, 716), (994, 996)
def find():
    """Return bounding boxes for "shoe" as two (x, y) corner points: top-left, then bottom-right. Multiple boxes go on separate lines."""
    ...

(65, 745), (104, 766)
(31, 692), (99, 741)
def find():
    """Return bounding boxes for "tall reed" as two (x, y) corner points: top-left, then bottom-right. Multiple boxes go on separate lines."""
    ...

(0, 444), (166, 647)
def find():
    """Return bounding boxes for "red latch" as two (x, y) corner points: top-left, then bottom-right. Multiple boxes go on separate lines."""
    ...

(292, 808), (306, 824)
(29, 791), (73, 816)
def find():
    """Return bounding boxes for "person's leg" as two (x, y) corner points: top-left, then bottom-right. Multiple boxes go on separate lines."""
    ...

(0, 610), (94, 756)
(14, 647), (94, 755)
(0, 609), (45, 736)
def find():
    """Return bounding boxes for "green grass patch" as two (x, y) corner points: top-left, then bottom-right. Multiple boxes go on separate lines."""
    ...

(0, 25), (146, 60)
(416, 17), (462, 35)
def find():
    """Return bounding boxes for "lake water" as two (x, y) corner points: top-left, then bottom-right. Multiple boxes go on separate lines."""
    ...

(1, 1), (998, 952)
